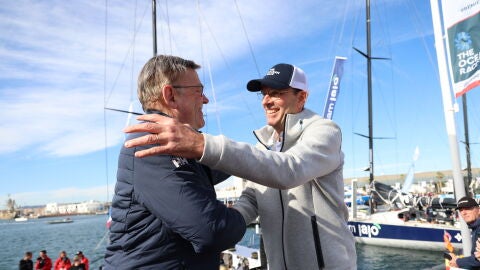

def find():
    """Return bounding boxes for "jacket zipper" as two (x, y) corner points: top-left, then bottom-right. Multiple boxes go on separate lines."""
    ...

(279, 116), (288, 269)
(279, 189), (288, 269)
(279, 115), (291, 269)
(311, 215), (325, 269)
(255, 114), (290, 269)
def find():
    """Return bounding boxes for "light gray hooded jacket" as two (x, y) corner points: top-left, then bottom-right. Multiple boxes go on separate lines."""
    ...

(199, 108), (356, 269)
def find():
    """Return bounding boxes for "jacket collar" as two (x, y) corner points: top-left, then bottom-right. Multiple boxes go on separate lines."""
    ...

(253, 108), (317, 151)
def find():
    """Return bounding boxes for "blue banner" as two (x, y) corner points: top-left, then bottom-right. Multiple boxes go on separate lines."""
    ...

(323, 56), (346, 119)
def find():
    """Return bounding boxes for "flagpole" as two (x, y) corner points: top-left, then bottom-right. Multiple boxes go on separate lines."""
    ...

(430, 0), (471, 256)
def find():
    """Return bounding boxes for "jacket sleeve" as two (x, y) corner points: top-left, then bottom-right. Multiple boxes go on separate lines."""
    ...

(456, 255), (480, 269)
(133, 152), (246, 253)
(45, 259), (52, 270)
(233, 182), (259, 225)
(208, 167), (231, 186)
(199, 119), (342, 189)
(83, 258), (89, 270)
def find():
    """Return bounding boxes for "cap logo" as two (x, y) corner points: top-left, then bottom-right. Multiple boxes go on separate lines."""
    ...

(266, 68), (280, 76)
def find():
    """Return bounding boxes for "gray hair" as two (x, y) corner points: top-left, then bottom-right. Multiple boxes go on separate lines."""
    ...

(137, 54), (200, 111)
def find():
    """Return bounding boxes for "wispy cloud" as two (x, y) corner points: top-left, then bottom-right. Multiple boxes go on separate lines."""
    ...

(0, 0), (346, 158)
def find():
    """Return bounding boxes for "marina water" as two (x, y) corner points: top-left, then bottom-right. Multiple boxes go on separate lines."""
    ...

(1, 215), (445, 269)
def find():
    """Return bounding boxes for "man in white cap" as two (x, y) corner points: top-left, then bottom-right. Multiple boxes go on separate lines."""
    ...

(449, 196), (480, 269)
(123, 63), (357, 269)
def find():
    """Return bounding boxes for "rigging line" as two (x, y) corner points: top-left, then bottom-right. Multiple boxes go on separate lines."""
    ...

(153, 1), (177, 55)
(165, 0), (172, 55)
(233, 0), (260, 77)
(371, 0), (398, 173)
(405, 0), (451, 142)
(205, 51), (223, 134)
(340, 1), (361, 178)
(95, 230), (110, 250)
(103, 0), (110, 204)
(196, 0), (209, 132)
(371, 1), (397, 138)
(196, 0), (205, 80)
(104, 2), (149, 106)
(196, 5), (231, 71)
(105, 107), (143, 116)
(405, 0), (440, 86)
(194, 2), (222, 135)
(350, 1), (365, 130)
(196, 2), (262, 131)
(130, 0), (138, 103)
(345, 2), (362, 179)
(337, 0), (353, 49)
(158, 3), (166, 54)
(350, 1), (362, 55)
(410, 2), (445, 71)
(349, 2), (366, 132)
(325, 4), (342, 61)
(123, 0), (140, 135)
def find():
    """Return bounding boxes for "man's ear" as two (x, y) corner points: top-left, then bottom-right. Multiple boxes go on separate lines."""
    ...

(297, 90), (308, 110)
(162, 85), (178, 109)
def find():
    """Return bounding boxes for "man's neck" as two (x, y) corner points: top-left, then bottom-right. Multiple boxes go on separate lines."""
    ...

(274, 132), (282, 142)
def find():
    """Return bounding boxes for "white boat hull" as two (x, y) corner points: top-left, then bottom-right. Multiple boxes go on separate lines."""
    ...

(349, 210), (463, 251)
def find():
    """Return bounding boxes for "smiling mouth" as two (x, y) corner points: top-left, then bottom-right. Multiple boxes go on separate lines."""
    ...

(266, 108), (279, 114)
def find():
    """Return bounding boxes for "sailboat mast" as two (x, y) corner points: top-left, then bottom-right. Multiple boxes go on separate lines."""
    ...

(430, 0), (471, 256)
(462, 94), (473, 188)
(152, 0), (157, 56)
(366, 0), (374, 184)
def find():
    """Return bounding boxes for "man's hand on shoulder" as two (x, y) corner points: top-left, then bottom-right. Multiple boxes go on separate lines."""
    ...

(124, 114), (204, 159)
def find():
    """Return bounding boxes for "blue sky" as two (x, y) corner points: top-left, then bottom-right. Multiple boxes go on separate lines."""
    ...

(1, 0), (479, 207)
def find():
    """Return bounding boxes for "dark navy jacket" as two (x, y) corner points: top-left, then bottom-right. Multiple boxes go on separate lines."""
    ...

(457, 218), (480, 269)
(104, 131), (246, 270)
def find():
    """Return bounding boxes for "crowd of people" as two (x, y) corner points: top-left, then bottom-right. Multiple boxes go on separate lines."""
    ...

(19, 250), (89, 270)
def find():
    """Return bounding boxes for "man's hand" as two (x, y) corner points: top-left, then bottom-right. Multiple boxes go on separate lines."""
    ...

(448, 253), (459, 267)
(124, 114), (204, 159)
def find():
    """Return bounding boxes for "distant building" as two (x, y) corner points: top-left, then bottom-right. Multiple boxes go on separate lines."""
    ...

(215, 177), (245, 203)
(45, 200), (104, 215)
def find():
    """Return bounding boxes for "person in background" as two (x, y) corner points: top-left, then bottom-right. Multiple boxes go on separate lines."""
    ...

(19, 251), (33, 270)
(448, 196), (480, 269)
(35, 250), (52, 270)
(74, 252), (88, 270)
(236, 258), (249, 270)
(103, 55), (246, 269)
(53, 251), (71, 270)
(69, 256), (85, 270)
(122, 63), (357, 269)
